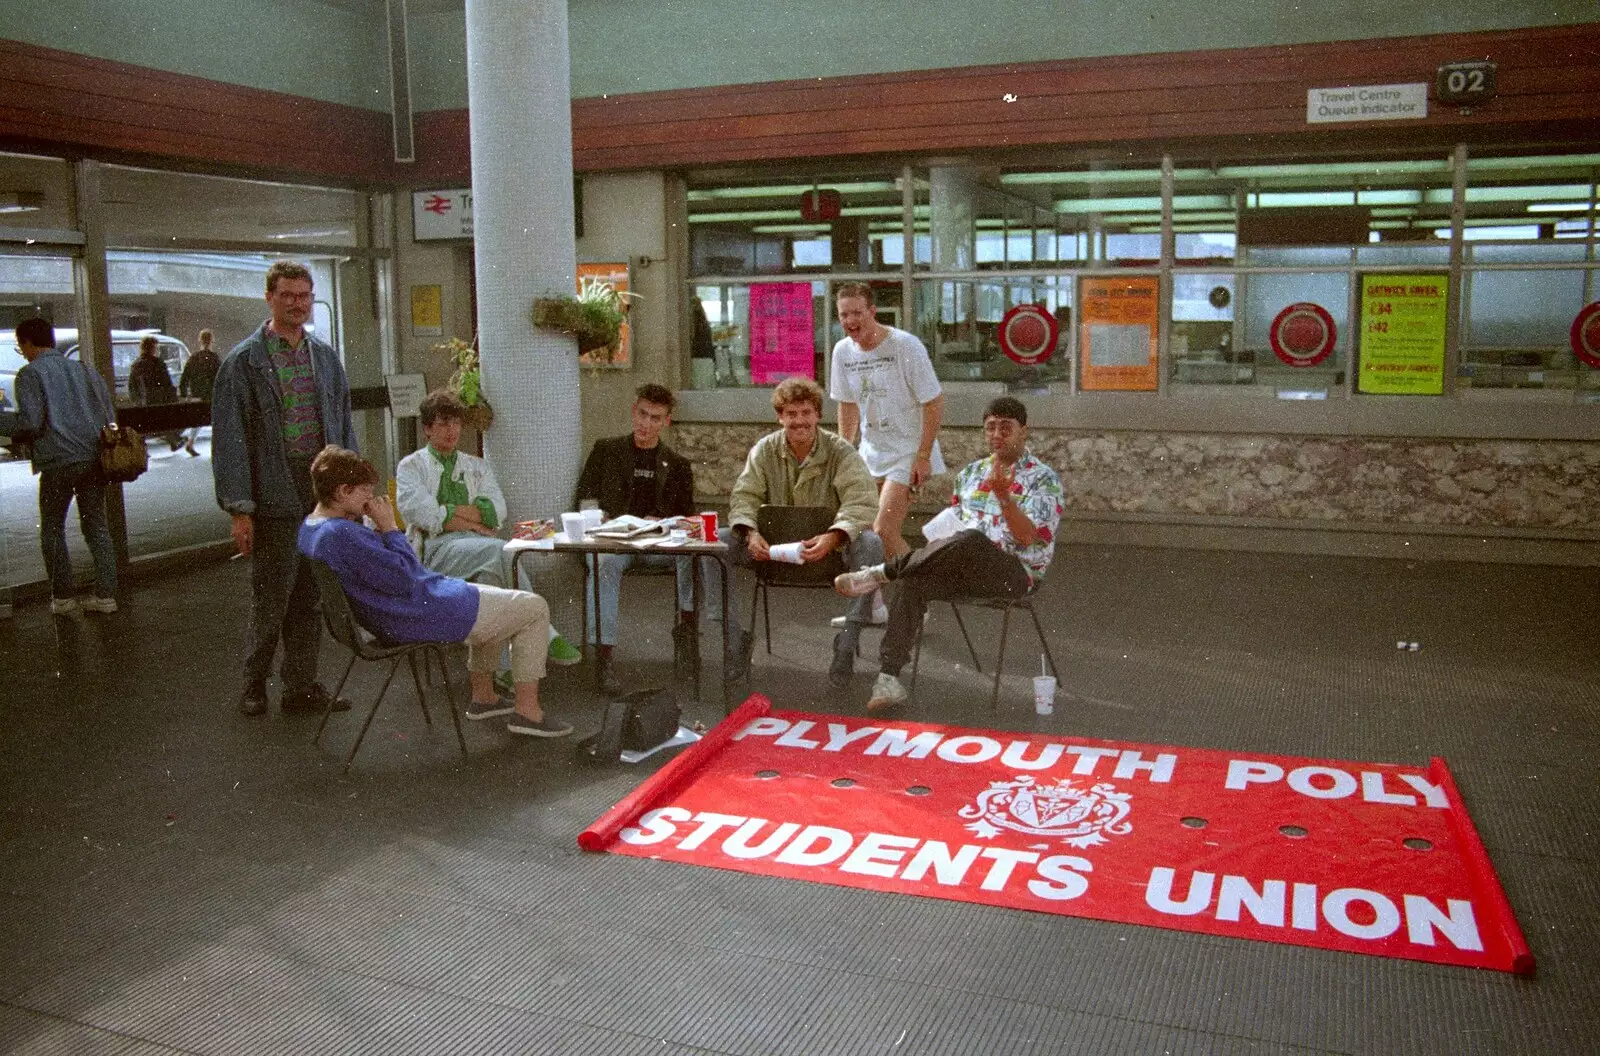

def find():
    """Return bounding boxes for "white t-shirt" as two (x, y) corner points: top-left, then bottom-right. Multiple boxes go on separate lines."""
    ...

(828, 327), (945, 478)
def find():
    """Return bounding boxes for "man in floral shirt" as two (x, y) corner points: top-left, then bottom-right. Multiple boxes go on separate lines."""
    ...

(835, 396), (1062, 713)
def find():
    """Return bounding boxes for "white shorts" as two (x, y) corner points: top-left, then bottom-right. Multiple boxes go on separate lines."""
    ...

(863, 439), (945, 486)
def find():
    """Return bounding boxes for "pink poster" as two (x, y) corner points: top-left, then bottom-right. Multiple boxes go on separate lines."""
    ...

(749, 282), (815, 384)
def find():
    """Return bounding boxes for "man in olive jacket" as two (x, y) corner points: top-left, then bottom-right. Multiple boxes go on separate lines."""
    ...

(710, 376), (883, 688)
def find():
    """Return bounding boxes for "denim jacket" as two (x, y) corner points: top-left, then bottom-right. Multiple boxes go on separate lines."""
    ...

(14, 349), (113, 471)
(212, 322), (357, 519)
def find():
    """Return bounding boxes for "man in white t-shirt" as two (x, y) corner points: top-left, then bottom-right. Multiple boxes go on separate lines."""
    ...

(828, 282), (945, 624)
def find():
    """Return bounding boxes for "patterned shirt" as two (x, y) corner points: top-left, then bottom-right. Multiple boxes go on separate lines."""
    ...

(265, 328), (325, 456)
(950, 448), (1064, 586)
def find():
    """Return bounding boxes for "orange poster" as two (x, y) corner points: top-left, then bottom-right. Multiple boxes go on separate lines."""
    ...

(577, 262), (631, 369)
(1079, 275), (1159, 391)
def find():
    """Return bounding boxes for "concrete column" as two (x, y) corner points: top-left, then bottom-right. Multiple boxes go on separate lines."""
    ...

(464, 0), (579, 521)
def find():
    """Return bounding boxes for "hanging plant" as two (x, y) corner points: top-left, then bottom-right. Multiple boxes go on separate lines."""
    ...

(431, 336), (494, 431)
(532, 277), (636, 363)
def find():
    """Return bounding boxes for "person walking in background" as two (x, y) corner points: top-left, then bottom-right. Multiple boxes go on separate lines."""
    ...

(179, 327), (220, 456)
(213, 260), (358, 718)
(129, 334), (182, 451)
(11, 318), (119, 615)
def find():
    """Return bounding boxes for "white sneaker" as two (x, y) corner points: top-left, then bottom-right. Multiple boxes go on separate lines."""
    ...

(831, 603), (889, 628)
(81, 596), (118, 614)
(867, 672), (909, 714)
(834, 566), (887, 598)
(49, 597), (79, 616)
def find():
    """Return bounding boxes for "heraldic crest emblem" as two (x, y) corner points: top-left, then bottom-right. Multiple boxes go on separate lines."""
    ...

(959, 775), (1133, 847)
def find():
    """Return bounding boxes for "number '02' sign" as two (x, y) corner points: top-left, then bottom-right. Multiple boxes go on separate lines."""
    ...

(1434, 61), (1496, 106)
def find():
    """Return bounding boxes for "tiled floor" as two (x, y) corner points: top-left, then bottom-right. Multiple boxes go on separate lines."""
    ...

(1, 546), (1595, 1054)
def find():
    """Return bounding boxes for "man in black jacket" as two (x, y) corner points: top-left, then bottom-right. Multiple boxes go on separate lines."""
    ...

(573, 383), (697, 693)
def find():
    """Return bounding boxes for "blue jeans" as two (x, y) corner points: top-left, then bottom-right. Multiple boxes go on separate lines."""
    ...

(38, 461), (118, 600)
(585, 551), (694, 646)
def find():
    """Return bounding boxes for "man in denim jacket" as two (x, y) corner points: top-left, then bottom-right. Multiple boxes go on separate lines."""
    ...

(212, 261), (358, 717)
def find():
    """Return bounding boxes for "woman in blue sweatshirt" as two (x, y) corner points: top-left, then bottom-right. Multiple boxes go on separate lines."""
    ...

(297, 445), (571, 738)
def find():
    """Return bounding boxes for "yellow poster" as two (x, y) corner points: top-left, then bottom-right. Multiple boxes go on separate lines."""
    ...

(1079, 276), (1159, 391)
(577, 262), (631, 369)
(1358, 273), (1447, 395)
(410, 285), (442, 337)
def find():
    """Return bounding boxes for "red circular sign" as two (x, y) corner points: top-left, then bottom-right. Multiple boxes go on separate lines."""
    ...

(1269, 302), (1337, 367)
(999, 304), (1059, 365)
(1571, 301), (1600, 369)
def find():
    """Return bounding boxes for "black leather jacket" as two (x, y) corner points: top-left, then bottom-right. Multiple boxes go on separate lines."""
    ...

(574, 434), (695, 519)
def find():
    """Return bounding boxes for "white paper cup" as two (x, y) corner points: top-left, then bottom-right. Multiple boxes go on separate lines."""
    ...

(560, 512), (587, 541)
(1032, 675), (1057, 715)
(770, 541), (805, 564)
(581, 507), (604, 530)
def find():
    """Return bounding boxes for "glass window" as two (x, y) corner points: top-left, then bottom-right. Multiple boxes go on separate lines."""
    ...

(689, 280), (832, 389)
(686, 175), (907, 277)
(1456, 153), (1598, 243)
(102, 165), (362, 246)
(1240, 272), (1350, 394)
(911, 276), (1071, 388)
(0, 153), (75, 234)
(1169, 273), (1247, 386)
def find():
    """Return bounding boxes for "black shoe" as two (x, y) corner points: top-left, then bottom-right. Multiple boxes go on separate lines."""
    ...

(596, 657), (625, 697)
(672, 623), (700, 676)
(723, 629), (754, 685)
(239, 687), (268, 717)
(828, 631), (855, 689)
(281, 683), (352, 714)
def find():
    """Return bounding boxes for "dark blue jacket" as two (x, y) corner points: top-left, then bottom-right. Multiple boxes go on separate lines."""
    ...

(15, 349), (113, 471)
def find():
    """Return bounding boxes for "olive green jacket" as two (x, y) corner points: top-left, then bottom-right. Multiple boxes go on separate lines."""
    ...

(728, 428), (878, 540)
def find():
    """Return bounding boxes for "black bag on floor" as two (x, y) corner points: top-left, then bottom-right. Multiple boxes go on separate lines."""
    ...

(577, 687), (681, 763)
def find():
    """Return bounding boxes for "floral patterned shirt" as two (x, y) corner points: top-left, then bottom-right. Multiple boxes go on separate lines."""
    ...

(950, 448), (1063, 586)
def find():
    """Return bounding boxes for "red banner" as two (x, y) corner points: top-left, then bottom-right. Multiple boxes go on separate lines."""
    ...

(583, 702), (1532, 974)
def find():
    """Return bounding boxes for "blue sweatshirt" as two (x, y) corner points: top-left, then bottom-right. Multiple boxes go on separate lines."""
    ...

(298, 515), (479, 645)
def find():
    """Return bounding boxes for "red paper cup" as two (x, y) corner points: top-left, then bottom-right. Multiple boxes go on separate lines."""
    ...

(700, 511), (719, 541)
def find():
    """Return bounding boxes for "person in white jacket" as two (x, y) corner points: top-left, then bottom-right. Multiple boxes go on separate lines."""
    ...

(395, 390), (580, 670)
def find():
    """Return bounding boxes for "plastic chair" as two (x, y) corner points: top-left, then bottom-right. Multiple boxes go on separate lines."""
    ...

(908, 590), (1058, 712)
(308, 560), (467, 771)
(750, 505), (849, 654)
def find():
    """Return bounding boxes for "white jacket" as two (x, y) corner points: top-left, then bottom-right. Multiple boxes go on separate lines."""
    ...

(395, 447), (508, 555)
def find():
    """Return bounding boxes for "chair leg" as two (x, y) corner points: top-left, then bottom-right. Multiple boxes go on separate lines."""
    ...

(345, 658), (402, 772)
(908, 610), (925, 696)
(749, 579), (763, 652)
(407, 652), (434, 727)
(316, 655), (358, 745)
(761, 582), (773, 654)
(1028, 606), (1059, 680)
(990, 604), (1014, 713)
(435, 646), (468, 759)
(949, 603), (982, 673)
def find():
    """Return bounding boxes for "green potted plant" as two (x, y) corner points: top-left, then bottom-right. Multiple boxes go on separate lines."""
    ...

(432, 336), (494, 431)
(532, 277), (635, 363)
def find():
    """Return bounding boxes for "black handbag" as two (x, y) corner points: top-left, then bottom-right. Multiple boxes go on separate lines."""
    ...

(577, 687), (681, 762)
